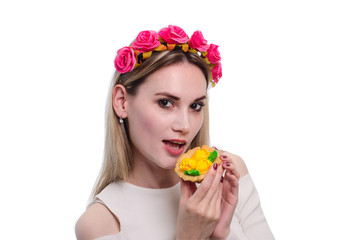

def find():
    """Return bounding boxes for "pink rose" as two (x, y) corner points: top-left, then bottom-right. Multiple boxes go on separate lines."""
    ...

(114, 46), (137, 74)
(211, 62), (222, 84)
(189, 31), (209, 52)
(131, 30), (160, 53)
(158, 25), (189, 44)
(206, 44), (221, 64)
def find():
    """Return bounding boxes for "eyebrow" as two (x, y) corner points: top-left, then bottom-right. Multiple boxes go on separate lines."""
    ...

(155, 92), (207, 102)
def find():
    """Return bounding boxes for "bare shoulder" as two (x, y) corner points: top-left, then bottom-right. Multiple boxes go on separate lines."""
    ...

(75, 203), (120, 240)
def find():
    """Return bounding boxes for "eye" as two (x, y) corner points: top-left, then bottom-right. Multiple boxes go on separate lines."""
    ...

(158, 99), (173, 108)
(190, 102), (205, 112)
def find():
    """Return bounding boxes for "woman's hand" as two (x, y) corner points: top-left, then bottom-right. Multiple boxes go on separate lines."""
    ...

(177, 162), (224, 240)
(210, 152), (245, 240)
(177, 151), (248, 240)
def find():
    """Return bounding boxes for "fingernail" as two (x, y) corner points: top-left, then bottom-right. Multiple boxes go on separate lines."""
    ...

(212, 146), (218, 150)
(222, 161), (229, 166)
(213, 163), (218, 170)
(220, 176), (224, 182)
(221, 155), (227, 159)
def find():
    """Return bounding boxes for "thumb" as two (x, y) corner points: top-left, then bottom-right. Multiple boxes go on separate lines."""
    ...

(179, 179), (197, 206)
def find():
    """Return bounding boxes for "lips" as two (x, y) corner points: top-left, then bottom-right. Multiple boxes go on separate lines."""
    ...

(162, 139), (186, 156)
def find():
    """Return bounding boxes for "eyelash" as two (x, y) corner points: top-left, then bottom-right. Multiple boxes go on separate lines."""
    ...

(158, 99), (173, 108)
(190, 102), (205, 112)
(158, 99), (205, 112)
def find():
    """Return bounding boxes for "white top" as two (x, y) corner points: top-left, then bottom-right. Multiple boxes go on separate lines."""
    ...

(91, 174), (274, 240)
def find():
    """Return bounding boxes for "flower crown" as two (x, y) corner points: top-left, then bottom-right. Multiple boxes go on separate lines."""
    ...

(114, 25), (222, 87)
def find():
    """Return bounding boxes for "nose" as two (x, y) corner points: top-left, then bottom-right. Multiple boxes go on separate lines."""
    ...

(172, 108), (190, 134)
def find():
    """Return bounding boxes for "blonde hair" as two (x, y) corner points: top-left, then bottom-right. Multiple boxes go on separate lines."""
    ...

(91, 49), (211, 198)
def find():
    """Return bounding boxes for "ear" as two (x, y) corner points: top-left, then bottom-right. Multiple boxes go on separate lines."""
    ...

(112, 84), (128, 119)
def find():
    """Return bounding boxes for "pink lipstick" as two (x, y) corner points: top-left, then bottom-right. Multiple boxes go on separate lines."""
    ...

(162, 139), (186, 156)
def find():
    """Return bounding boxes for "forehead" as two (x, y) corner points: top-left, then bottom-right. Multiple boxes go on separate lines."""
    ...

(138, 63), (207, 97)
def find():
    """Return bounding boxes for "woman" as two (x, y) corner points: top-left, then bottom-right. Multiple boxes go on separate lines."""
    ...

(76, 25), (274, 240)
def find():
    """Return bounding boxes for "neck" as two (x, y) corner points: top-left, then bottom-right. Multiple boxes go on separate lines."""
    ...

(127, 156), (180, 189)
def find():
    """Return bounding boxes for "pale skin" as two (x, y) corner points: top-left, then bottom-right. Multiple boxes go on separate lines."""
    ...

(76, 63), (248, 240)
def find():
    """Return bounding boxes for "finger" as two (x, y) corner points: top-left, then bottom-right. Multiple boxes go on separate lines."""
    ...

(189, 181), (197, 194)
(203, 162), (224, 202)
(207, 176), (223, 219)
(216, 148), (225, 156)
(225, 172), (239, 189)
(207, 166), (223, 213)
(192, 162), (220, 202)
(180, 179), (197, 206)
(222, 158), (240, 180)
(179, 179), (188, 207)
(222, 172), (239, 206)
(216, 177), (223, 206)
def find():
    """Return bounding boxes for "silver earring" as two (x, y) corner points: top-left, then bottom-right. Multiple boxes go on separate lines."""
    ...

(119, 118), (124, 124)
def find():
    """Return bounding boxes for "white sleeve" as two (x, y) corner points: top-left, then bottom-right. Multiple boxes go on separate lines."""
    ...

(234, 174), (275, 240)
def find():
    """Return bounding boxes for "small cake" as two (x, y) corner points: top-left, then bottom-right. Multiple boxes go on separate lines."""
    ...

(175, 145), (221, 183)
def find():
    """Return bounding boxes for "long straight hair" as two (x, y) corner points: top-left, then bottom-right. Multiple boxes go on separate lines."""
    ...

(91, 49), (211, 199)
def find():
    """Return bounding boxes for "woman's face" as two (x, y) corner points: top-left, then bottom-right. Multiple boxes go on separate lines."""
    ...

(125, 62), (207, 170)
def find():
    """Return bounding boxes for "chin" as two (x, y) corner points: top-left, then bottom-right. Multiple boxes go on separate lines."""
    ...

(162, 162), (177, 170)
(159, 158), (178, 170)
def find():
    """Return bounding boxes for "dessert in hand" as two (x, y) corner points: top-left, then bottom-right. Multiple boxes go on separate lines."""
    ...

(175, 145), (221, 183)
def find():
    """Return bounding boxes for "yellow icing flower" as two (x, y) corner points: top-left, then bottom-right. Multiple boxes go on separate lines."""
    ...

(192, 149), (210, 160)
(195, 159), (213, 174)
(180, 158), (197, 172)
(179, 149), (214, 175)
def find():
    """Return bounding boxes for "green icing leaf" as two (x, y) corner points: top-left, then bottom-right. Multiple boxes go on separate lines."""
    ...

(208, 150), (218, 163)
(184, 169), (200, 176)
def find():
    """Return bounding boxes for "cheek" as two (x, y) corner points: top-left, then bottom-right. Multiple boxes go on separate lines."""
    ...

(128, 106), (169, 141)
(191, 112), (205, 136)
(139, 114), (154, 130)
(129, 111), (153, 138)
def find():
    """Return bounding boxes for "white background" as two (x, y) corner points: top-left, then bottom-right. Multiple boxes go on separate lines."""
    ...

(1, 0), (361, 239)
